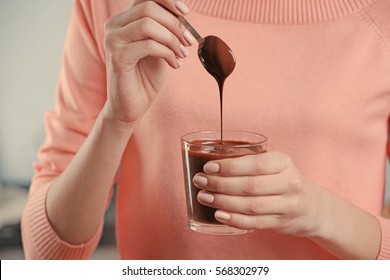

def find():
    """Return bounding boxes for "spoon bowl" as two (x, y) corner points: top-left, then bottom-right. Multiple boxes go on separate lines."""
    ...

(178, 16), (236, 84)
(198, 35), (236, 84)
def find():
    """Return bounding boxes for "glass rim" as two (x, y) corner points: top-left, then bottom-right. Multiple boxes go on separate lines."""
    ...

(181, 130), (268, 148)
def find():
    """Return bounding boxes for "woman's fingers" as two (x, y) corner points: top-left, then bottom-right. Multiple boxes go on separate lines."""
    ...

(108, 1), (195, 46)
(196, 191), (301, 233)
(133, 0), (190, 16)
(120, 0), (190, 27)
(203, 151), (290, 177)
(194, 150), (306, 232)
(104, 0), (196, 70)
(191, 150), (322, 237)
(110, 39), (183, 69)
(116, 17), (189, 59)
(193, 173), (289, 195)
(214, 210), (283, 231)
(197, 190), (297, 216)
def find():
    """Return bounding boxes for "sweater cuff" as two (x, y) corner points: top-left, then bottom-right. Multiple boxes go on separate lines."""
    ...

(21, 183), (103, 259)
(376, 216), (390, 260)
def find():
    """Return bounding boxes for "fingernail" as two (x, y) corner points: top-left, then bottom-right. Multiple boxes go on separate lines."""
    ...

(193, 175), (207, 187)
(215, 211), (231, 221)
(175, 1), (190, 14)
(176, 58), (182, 68)
(197, 192), (214, 204)
(179, 43), (189, 58)
(183, 30), (197, 46)
(204, 162), (219, 174)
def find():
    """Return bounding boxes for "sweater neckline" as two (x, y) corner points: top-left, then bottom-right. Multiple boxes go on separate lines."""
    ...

(185, 0), (375, 24)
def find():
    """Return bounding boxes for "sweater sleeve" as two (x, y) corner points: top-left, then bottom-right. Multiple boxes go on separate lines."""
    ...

(363, 0), (390, 260)
(21, 0), (109, 259)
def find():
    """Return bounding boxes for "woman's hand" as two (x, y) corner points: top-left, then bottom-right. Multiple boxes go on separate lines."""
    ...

(102, 0), (196, 127)
(193, 151), (381, 259)
(193, 151), (325, 237)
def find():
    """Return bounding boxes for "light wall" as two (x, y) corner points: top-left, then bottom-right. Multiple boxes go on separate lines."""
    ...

(0, 0), (72, 185)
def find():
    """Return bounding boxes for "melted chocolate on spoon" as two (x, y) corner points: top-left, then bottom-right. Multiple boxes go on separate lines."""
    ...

(198, 36), (236, 141)
(178, 16), (236, 141)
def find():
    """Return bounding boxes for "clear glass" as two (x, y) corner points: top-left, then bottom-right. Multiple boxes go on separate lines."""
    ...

(181, 130), (268, 235)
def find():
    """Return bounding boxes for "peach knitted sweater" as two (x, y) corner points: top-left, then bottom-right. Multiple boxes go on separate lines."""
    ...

(22, 0), (390, 259)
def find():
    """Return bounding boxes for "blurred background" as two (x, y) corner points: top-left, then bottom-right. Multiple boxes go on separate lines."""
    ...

(0, 1), (389, 260)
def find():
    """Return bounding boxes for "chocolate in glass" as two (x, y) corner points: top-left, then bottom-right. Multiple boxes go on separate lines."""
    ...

(181, 131), (267, 235)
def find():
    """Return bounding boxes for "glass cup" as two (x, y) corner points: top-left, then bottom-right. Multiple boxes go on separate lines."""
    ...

(181, 130), (268, 235)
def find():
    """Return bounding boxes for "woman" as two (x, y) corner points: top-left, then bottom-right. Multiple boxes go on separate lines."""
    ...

(22, 0), (390, 259)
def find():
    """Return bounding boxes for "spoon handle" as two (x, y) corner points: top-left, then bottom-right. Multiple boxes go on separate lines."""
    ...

(177, 16), (204, 44)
